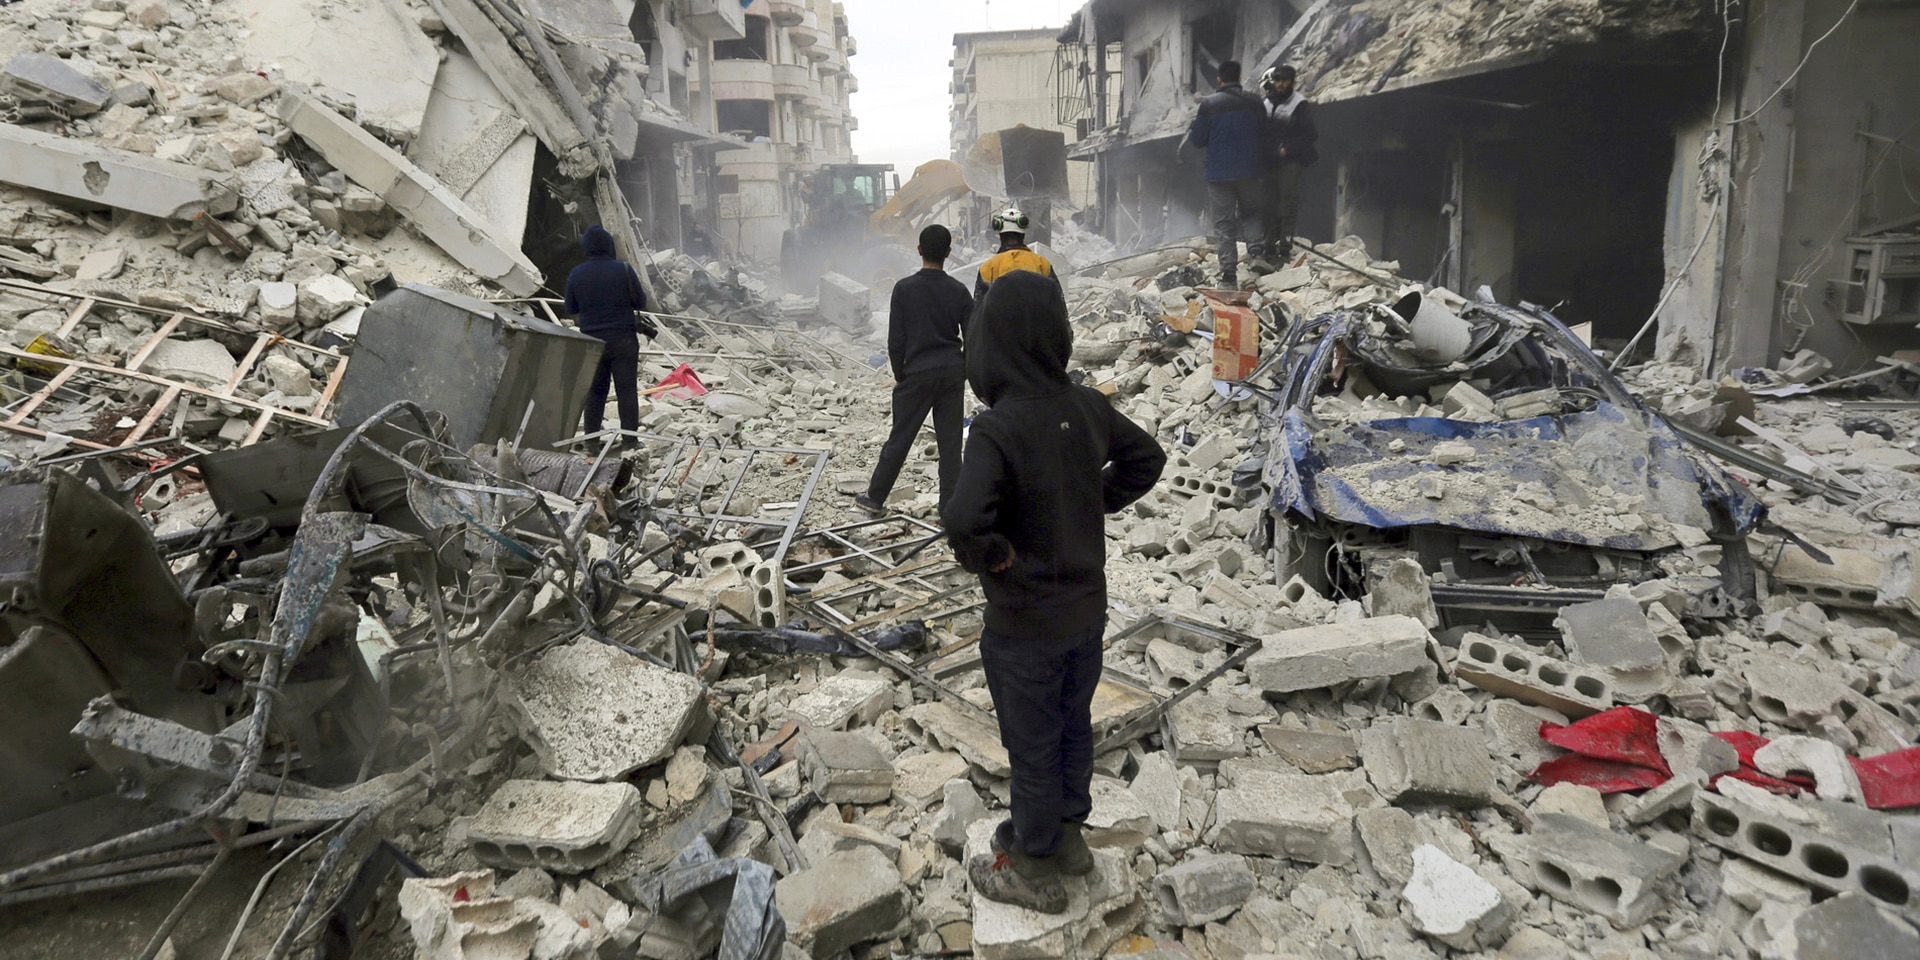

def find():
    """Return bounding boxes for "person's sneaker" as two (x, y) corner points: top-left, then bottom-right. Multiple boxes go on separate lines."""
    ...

(1243, 256), (1277, 276)
(852, 493), (885, 515)
(968, 851), (1070, 913)
(1054, 822), (1095, 877)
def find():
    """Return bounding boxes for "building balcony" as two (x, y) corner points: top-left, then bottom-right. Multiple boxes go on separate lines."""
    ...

(788, 12), (821, 47)
(802, 38), (830, 61)
(772, 62), (812, 99)
(845, 74), (857, 93)
(846, 115), (858, 130)
(767, 0), (805, 26)
(798, 92), (825, 115)
(709, 58), (775, 101)
(843, 35), (857, 57)
(818, 49), (846, 76)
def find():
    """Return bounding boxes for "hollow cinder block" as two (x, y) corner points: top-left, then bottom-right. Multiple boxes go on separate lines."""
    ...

(1455, 633), (1613, 718)
(1691, 791), (1920, 916)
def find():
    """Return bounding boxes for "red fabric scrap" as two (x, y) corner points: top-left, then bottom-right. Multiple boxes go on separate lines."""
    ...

(1711, 729), (1772, 767)
(1852, 746), (1920, 810)
(1537, 706), (1672, 775)
(1527, 754), (1671, 793)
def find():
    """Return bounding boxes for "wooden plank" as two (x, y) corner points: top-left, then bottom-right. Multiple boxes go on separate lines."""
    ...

(241, 409), (274, 446)
(0, 420), (112, 451)
(312, 355), (349, 419)
(0, 346), (331, 427)
(124, 385), (182, 443)
(124, 313), (187, 371)
(54, 298), (96, 338)
(222, 334), (272, 395)
(4, 366), (80, 425)
(0, 278), (344, 361)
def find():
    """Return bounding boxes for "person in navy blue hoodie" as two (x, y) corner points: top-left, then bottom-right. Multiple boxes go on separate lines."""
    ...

(1186, 60), (1269, 288)
(943, 270), (1165, 912)
(565, 225), (656, 441)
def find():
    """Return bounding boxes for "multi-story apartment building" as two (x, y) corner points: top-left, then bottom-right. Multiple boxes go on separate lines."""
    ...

(950, 29), (1096, 213)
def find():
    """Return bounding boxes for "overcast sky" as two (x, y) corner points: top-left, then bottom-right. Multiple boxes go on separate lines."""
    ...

(840, 0), (1074, 177)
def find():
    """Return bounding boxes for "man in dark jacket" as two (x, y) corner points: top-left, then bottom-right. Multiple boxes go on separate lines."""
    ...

(565, 225), (656, 441)
(856, 224), (972, 514)
(943, 271), (1165, 912)
(1186, 60), (1268, 287)
(1259, 65), (1319, 257)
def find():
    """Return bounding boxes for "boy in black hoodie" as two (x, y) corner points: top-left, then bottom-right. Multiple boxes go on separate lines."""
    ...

(942, 270), (1166, 912)
(564, 225), (656, 440)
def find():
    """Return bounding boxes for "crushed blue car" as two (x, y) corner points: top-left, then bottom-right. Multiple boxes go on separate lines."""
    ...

(1254, 295), (1765, 635)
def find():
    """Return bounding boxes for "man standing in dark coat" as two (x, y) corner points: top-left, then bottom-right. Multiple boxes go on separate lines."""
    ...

(565, 224), (656, 441)
(856, 224), (972, 514)
(1186, 60), (1269, 287)
(943, 270), (1165, 912)
(1258, 65), (1319, 257)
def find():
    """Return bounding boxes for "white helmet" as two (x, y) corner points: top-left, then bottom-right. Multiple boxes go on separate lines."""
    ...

(991, 204), (1029, 236)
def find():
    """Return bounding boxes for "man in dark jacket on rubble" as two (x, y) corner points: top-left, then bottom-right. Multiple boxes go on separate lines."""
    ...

(1258, 65), (1319, 257)
(565, 225), (656, 442)
(942, 270), (1166, 913)
(1185, 59), (1269, 288)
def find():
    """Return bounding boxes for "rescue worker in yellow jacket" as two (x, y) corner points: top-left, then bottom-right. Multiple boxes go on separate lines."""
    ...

(973, 205), (1061, 303)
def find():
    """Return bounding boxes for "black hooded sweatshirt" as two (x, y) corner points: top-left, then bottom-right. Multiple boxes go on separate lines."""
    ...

(941, 271), (1166, 642)
(564, 225), (647, 339)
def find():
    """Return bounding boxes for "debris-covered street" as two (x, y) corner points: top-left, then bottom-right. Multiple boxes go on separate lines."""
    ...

(2, 0), (1919, 959)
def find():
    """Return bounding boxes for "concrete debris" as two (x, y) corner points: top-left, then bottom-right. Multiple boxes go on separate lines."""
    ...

(775, 846), (908, 958)
(1152, 853), (1255, 926)
(1360, 717), (1497, 807)
(1243, 614), (1435, 694)
(505, 639), (706, 782)
(0, 121), (239, 218)
(468, 779), (643, 874)
(1402, 843), (1514, 950)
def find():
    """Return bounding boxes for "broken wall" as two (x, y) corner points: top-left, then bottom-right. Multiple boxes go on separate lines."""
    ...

(231, 0), (438, 142)
(410, 50), (540, 247)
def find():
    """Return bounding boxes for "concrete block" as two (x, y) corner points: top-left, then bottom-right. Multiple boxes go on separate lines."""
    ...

(749, 560), (785, 628)
(75, 248), (126, 281)
(143, 339), (237, 386)
(1498, 388), (1560, 419)
(296, 273), (358, 324)
(1439, 381), (1496, 420)
(775, 846), (907, 957)
(1532, 782), (1609, 829)
(1456, 633), (1612, 718)
(789, 673), (892, 730)
(1742, 653), (1854, 731)
(799, 730), (893, 804)
(1513, 813), (1686, 927)
(1360, 717), (1495, 807)
(1767, 891), (1920, 960)
(904, 701), (1009, 777)
(1206, 767), (1354, 865)
(892, 751), (968, 809)
(1622, 769), (1706, 826)
(964, 819), (1143, 960)
(1760, 603), (1830, 646)
(468, 779), (641, 874)
(2, 53), (111, 115)
(258, 281), (298, 326)
(1257, 726), (1359, 773)
(1130, 750), (1183, 834)
(1085, 777), (1153, 848)
(1153, 853), (1255, 926)
(1403, 844), (1513, 951)
(817, 272), (870, 332)
(929, 779), (990, 857)
(1655, 716), (1739, 777)
(1692, 791), (1920, 913)
(504, 639), (706, 782)
(1355, 806), (1422, 888)
(1243, 615), (1434, 695)
(126, 0), (171, 28)
(398, 872), (537, 960)
(1555, 596), (1665, 671)
(1162, 694), (1248, 765)
(1363, 558), (1440, 628)
(1166, 472), (1237, 507)
(1183, 435), (1234, 472)
(0, 121), (239, 219)
(1754, 736), (1863, 802)
(279, 91), (540, 295)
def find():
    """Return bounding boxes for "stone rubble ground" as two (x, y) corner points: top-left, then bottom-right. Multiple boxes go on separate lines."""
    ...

(0, 2), (1917, 959)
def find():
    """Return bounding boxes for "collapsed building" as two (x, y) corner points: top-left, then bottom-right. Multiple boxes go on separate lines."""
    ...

(2, 0), (1920, 959)
(1052, 0), (1920, 375)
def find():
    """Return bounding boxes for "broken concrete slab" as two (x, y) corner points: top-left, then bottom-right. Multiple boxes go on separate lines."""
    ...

(1403, 844), (1513, 951)
(930, 779), (990, 857)
(798, 729), (893, 804)
(1243, 615), (1434, 695)
(2, 53), (111, 115)
(1622, 769), (1707, 826)
(892, 750), (968, 809)
(1130, 750), (1184, 834)
(964, 819), (1142, 960)
(1085, 777), (1153, 848)
(1532, 782), (1609, 829)
(1162, 694), (1248, 765)
(1364, 558), (1439, 628)
(279, 91), (540, 295)
(788, 673), (892, 730)
(1512, 813), (1686, 927)
(1722, 857), (1813, 911)
(0, 121), (239, 219)
(296, 273), (358, 324)
(1257, 726), (1359, 773)
(1740, 653), (1856, 732)
(1655, 715), (1740, 777)
(1206, 766), (1355, 865)
(143, 339), (237, 386)
(233, 0), (438, 140)
(1359, 717), (1496, 807)
(1153, 853), (1254, 926)
(775, 845), (908, 958)
(904, 701), (1010, 778)
(258, 281), (298, 326)
(468, 779), (642, 874)
(503, 638), (705, 782)
(1456, 633), (1613, 718)
(1754, 736), (1864, 802)
(1767, 891), (1920, 960)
